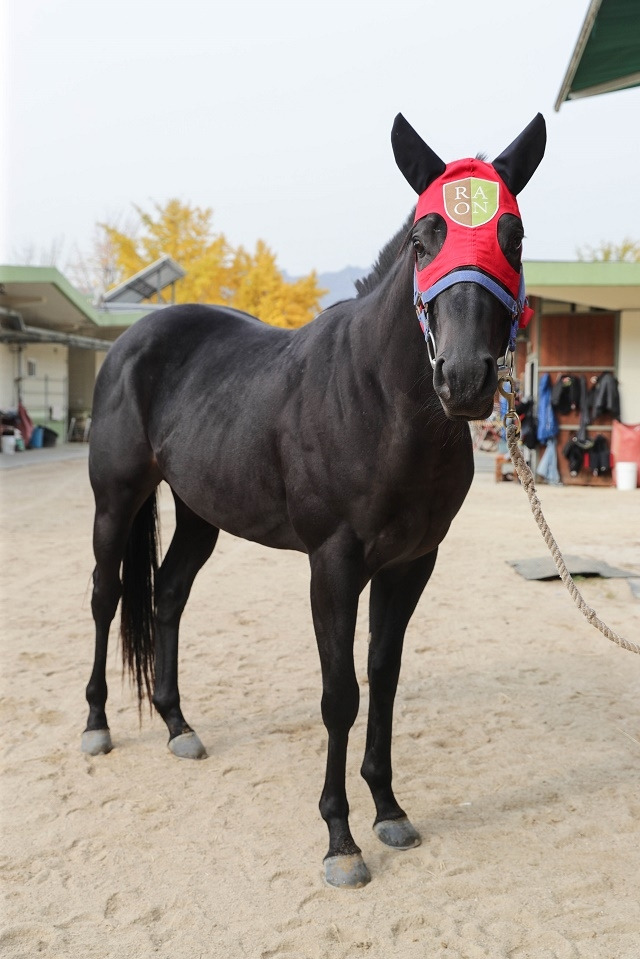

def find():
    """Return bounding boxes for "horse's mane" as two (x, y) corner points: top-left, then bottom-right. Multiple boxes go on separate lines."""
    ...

(355, 209), (415, 298)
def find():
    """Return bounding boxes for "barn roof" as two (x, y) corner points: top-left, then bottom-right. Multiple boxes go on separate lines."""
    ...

(524, 260), (640, 311)
(555, 0), (640, 110)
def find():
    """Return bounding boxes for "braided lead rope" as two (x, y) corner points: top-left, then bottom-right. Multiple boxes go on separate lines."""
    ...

(505, 423), (640, 656)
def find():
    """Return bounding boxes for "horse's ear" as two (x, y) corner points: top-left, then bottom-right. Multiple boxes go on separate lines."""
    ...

(391, 114), (446, 195)
(492, 113), (546, 196)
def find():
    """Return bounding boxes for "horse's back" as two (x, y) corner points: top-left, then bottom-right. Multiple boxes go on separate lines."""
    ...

(94, 303), (293, 418)
(100, 303), (288, 373)
(89, 304), (305, 547)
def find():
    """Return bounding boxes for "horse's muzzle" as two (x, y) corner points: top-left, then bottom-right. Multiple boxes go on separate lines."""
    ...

(432, 354), (497, 420)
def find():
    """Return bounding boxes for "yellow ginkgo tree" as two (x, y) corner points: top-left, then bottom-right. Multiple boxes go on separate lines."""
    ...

(101, 199), (326, 327)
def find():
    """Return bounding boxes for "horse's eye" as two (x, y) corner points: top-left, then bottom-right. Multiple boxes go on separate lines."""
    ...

(412, 237), (425, 256)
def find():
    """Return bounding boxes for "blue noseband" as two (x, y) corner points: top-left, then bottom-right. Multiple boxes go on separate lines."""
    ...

(414, 267), (526, 367)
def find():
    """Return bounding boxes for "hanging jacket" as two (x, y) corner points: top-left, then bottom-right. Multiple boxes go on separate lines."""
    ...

(537, 373), (558, 443)
(551, 375), (581, 414)
(588, 434), (612, 476)
(518, 399), (538, 450)
(562, 436), (585, 476)
(574, 375), (593, 449)
(536, 438), (561, 485)
(590, 372), (621, 421)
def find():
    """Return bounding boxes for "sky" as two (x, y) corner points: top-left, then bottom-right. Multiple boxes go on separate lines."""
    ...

(1, 0), (639, 279)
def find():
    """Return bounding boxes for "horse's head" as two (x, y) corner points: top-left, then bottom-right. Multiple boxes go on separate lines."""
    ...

(392, 113), (546, 420)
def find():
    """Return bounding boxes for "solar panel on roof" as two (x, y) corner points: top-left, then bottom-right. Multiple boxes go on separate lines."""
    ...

(102, 255), (186, 304)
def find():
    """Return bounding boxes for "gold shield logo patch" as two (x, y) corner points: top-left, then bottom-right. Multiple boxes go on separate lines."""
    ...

(443, 178), (499, 228)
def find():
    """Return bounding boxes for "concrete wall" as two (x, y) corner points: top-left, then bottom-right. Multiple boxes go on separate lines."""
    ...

(1, 342), (107, 425)
(617, 310), (640, 422)
(0, 345), (17, 408)
(68, 348), (102, 415)
(21, 343), (68, 421)
(0, 342), (68, 419)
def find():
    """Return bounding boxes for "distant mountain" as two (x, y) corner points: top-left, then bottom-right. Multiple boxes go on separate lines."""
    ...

(316, 266), (369, 309)
(283, 265), (369, 311)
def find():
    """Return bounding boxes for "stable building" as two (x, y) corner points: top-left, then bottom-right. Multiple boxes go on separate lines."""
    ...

(0, 257), (183, 440)
(515, 260), (640, 485)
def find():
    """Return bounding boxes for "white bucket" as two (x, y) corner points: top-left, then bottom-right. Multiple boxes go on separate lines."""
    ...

(1, 434), (16, 455)
(616, 461), (637, 491)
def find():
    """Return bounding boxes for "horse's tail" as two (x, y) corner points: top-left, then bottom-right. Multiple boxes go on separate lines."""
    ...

(120, 491), (160, 714)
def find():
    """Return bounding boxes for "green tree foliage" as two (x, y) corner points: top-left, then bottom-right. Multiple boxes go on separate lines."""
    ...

(577, 238), (640, 263)
(101, 199), (325, 328)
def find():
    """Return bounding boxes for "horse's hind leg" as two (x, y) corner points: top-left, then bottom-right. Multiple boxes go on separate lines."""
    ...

(360, 550), (438, 850)
(82, 485), (157, 755)
(152, 492), (219, 760)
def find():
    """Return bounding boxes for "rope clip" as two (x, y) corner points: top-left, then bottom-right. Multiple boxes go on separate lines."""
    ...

(497, 371), (520, 436)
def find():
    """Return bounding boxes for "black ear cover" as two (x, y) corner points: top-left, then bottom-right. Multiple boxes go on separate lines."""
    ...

(391, 113), (446, 195)
(492, 114), (546, 195)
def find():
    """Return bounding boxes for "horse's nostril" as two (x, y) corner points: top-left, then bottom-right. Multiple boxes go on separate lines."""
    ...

(481, 356), (497, 395)
(432, 357), (450, 396)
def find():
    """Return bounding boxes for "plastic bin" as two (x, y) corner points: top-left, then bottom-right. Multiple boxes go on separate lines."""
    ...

(1, 434), (16, 454)
(29, 426), (44, 449)
(42, 427), (58, 448)
(616, 461), (637, 491)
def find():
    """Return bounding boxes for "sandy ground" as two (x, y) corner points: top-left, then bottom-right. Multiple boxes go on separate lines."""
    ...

(1, 454), (639, 959)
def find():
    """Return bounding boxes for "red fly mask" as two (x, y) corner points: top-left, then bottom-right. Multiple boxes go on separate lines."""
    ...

(391, 114), (546, 367)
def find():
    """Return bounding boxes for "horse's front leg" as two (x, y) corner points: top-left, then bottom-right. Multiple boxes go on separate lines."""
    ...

(309, 532), (370, 888)
(360, 550), (438, 850)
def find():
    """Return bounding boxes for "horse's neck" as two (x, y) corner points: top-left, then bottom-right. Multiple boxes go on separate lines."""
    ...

(352, 257), (439, 410)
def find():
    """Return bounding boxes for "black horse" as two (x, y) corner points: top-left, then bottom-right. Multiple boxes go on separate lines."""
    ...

(83, 114), (546, 887)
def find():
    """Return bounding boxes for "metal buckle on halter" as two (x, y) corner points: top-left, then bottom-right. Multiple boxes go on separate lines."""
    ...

(498, 291), (524, 369)
(424, 324), (437, 368)
(414, 288), (437, 368)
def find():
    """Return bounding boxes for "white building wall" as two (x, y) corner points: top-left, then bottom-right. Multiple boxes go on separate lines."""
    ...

(0, 344), (18, 408)
(1, 343), (67, 413)
(68, 348), (99, 414)
(10, 343), (69, 421)
(1, 341), (109, 422)
(617, 310), (640, 422)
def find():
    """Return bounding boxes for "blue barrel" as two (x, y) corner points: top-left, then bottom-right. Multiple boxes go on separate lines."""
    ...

(29, 426), (44, 449)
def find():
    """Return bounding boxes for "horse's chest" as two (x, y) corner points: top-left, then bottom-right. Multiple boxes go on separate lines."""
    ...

(361, 474), (470, 570)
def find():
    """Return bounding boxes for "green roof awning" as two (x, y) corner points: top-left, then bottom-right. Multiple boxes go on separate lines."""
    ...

(555, 0), (640, 110)
(524, 259), (640, 311)
(0, 264), (156, 344)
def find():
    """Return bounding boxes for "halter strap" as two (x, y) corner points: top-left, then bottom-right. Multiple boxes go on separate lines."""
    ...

(414, 267), (527, 359)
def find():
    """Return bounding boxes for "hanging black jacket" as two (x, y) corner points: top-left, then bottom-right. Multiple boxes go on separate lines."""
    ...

(588, 435), (612, 476)
(562, 436), (585, 476)
(575, 376), (593, 448)
(551, 375), (581, 414)
(590, 372), (621, 421)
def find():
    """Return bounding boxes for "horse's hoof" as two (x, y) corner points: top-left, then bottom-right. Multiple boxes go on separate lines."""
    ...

(81, 728), (113, 755)
(168, 731), (207, 760)
(373, 816), (421, 849)
(323, 853), (371, 888)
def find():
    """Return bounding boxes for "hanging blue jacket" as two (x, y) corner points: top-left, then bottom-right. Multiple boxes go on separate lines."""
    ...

(536, 438), (562, 485)
(537, 373), (558, 443)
